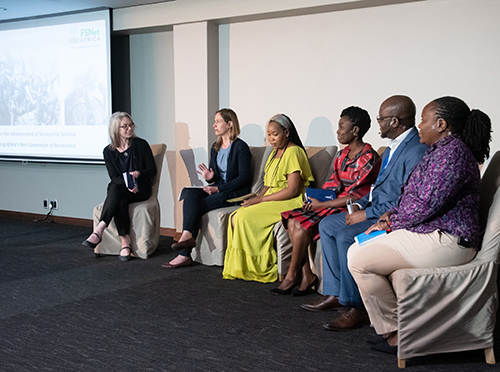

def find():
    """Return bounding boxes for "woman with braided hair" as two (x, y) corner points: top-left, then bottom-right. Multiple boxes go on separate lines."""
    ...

(348, 96), (492, 355)
(223, 114), (314, 283)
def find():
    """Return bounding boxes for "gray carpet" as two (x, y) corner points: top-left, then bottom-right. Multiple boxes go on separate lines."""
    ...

(0, 216), (498, 371)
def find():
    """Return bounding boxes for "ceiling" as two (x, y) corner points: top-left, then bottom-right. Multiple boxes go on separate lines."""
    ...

(0, 0), (176, 22)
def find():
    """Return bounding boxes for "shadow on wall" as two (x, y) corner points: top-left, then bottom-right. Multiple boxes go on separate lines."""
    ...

(304, 116), (336, 147)
(180, 149), (204, 186)
(165, 148), (177, 208)
(173, 122), (191, 230)
(240, 123), (266, 147)
(173, 122), (213, 231)
(175, 122), (204, 188)
(174, 122), (190, 194)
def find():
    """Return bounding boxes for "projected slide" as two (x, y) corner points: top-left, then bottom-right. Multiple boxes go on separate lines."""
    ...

(0, 10), (111, 163)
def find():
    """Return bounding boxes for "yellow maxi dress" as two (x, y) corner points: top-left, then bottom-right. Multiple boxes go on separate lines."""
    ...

(222, 146), (314, 283)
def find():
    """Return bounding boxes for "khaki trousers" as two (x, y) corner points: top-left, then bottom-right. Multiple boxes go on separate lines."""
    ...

(347, 229), (476, 334)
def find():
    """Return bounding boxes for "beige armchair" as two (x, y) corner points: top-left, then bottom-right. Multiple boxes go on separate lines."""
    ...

(191, 145), (337, 281)
(390, 151), (500, 368)
(92, 143), (167, 259)
(191, 146), (273, 266)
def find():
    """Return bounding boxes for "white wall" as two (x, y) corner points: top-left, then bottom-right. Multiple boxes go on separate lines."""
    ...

(2, 0), (499, 232)
(228, 0), (500, 154)
(0, 160), (109, 218)
(130, 31), (176, 228)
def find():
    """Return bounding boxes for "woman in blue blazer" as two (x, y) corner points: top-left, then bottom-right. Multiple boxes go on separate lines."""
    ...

(164, 108), (252, 268)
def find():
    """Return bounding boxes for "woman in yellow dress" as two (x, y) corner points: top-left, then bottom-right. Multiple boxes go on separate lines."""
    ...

(223, 114), (314, 283)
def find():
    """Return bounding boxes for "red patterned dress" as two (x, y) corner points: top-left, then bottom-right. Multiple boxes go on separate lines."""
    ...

(281, 143), (381, 241)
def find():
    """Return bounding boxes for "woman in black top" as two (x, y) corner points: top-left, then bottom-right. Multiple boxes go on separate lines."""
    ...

(165, 108), (252, 268)
(82, 112), (157, 261)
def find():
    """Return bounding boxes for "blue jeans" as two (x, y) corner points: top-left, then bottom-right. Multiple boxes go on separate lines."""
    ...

(318, 212), (376, 308)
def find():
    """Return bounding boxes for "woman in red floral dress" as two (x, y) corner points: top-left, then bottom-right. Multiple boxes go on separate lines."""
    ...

(274, 106), (381, 296)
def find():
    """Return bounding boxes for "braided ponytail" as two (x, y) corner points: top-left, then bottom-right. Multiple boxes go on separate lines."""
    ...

(433, 96), (491, 164)
(463, 109), (491, 164)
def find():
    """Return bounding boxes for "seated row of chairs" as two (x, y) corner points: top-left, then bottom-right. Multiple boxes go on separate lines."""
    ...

(92, 143), (500, 368)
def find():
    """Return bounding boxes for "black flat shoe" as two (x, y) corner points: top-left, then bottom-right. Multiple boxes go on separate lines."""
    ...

(367, 335), (387, 345)
(82, 232), (102, 248)
(269, 279), (300, 295)
(292, 275), (319, 297)
(370, 339), (398, 355)
(119, 247), (131, 262)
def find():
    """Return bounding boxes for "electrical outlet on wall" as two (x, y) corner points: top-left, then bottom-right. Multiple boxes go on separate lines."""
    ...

(50, 200), (58, 210)
(43, 199), (49, 209)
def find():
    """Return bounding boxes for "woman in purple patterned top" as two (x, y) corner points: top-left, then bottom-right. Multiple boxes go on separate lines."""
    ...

(347, 96), (492, 355)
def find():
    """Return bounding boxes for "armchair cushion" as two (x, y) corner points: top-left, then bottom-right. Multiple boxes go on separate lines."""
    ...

(391, 259), (497, 359)
(192, 205), (240, 266)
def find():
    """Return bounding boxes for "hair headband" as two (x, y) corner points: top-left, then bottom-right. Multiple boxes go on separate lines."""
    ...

(269, 114), (292, 131)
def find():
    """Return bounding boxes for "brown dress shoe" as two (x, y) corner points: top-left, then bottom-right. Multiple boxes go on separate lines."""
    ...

(171, 237), (196, 251)
(301, 295), (345, 312)
(323, 307), (370, 331)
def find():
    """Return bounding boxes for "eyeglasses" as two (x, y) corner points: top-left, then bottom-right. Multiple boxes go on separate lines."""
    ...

(119, 124), (135, 129)
(376, 116), (395, 122)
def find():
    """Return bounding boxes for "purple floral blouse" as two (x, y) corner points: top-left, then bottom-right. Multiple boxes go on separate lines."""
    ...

(390, 135), (481, 248)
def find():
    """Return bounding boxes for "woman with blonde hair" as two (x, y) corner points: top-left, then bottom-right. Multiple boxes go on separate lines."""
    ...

(165, 108), (252, 268)
(82, 112), (157, 261)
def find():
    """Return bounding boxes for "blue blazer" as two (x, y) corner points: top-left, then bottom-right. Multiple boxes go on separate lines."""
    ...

(357, 126), (428, 220)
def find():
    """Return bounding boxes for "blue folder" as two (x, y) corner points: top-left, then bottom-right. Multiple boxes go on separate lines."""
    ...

(305, 188), (336, 202)
(354, 230), (387, 245)
(123, 172), (139, 191)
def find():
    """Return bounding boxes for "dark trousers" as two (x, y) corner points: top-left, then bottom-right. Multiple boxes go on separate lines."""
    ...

(100, 183), (151, 236)
(180, 187), (233, 256)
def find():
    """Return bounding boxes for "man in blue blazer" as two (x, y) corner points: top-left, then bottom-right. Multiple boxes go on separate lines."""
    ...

(302, 95), (428, 331)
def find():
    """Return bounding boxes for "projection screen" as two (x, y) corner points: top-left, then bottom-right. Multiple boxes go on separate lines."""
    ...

(0, 9), (112, 163)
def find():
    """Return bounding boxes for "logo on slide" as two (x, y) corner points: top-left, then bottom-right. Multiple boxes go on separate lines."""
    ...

(68, 28), (102, 45)
(69, 28), (79, 44)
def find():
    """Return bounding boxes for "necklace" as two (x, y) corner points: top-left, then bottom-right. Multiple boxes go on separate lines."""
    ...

(265, 142), (290, 184)
(118, 143), (130, 156)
